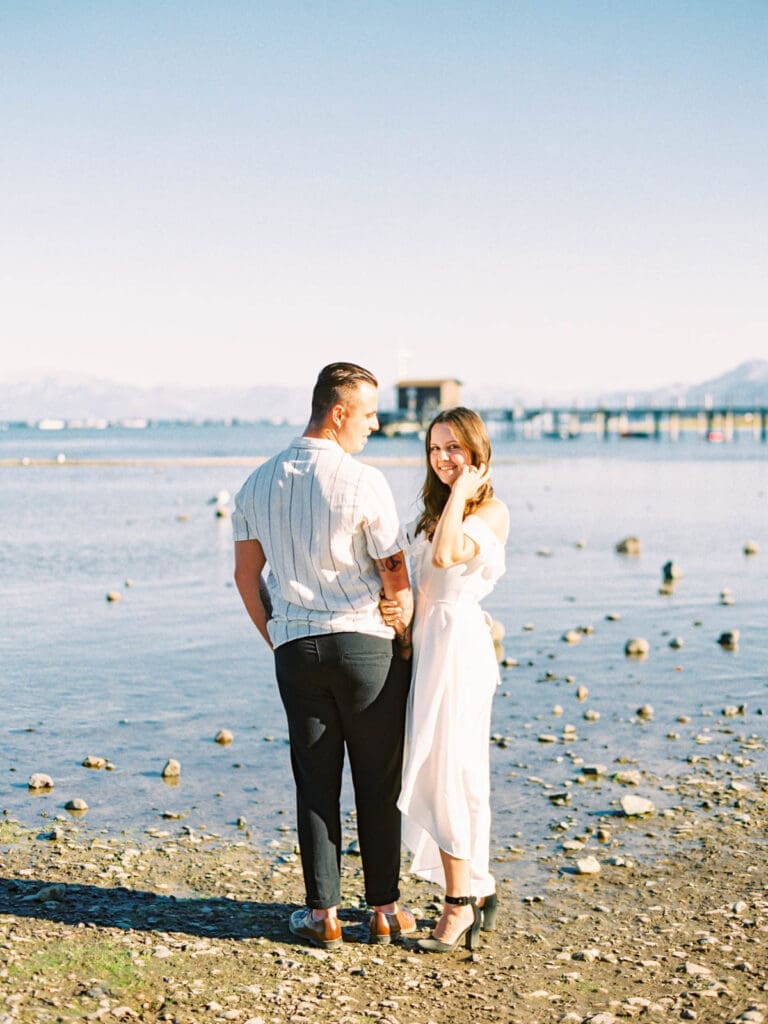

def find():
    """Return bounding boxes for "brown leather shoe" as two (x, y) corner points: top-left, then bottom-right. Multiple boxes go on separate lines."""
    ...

(369, 905), (417, 945)
(288, 908), (343, 949)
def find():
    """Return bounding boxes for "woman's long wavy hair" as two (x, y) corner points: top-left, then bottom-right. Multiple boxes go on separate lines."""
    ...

(415, 407), (494, 539)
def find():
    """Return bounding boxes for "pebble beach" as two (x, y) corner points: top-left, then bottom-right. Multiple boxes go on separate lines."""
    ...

(1, 765), (767, 1024)
(2, 426), (767, 1022)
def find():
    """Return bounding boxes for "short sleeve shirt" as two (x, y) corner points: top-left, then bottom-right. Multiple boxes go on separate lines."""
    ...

(232, 436), (406, 647)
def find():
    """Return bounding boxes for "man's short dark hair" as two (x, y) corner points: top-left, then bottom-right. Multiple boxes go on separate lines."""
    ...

(310, 362), (378, 424)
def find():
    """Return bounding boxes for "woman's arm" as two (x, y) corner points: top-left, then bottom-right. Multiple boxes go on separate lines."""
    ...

(431, 463), (492, 568)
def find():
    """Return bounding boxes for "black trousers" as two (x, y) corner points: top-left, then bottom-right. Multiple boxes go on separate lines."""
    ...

(274, 632), (410, 909)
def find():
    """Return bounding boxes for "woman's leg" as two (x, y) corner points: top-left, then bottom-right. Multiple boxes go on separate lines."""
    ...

(430, 849), (475, 942)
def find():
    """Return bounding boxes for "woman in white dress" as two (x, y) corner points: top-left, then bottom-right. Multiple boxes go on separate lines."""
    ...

(382, 407), (509, 953)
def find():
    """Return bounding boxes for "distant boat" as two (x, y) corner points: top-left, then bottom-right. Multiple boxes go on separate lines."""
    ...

(620, 430), (652, 440)
(707, 430), (725, 443)
(37, 418), (66, 431)
(543, 428), (579, 440)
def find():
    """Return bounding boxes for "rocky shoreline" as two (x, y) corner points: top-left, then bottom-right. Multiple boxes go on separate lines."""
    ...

(2, 764), (767, 1024)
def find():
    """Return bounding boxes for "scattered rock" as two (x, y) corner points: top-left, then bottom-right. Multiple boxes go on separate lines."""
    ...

(743, 540), (760, 556)
(615, 536), (641, 555)
(215, 729), (234, 745)
(549, 792), (571, 806)
(28, 773), (54, 790)
(625, 637), (649, 658)
(82, 756), (107, 769)
(620, 794), (655, 816)
(718, 630), (740, 650)
(162, 759), (181, 779)
(613, 770), (642, 786)
(662, 559), (682, 582)
(574, 856), (601, 874)
(65, 798), (88, 812)
(683, 961), (712, 977)
(22, 883), (67, 902)
(106, 591), (122, 602)
(572, 947), (601, 962)
(736, 1010), (765, 1024)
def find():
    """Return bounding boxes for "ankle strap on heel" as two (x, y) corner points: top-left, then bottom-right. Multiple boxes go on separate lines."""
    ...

(445, 895), (476, 906)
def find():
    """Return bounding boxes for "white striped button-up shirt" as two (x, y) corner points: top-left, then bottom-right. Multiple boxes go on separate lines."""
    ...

(232, 436), (406, 648)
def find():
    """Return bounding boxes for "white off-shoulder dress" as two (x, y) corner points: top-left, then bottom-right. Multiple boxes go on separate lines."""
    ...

(397, 514), (506, 896)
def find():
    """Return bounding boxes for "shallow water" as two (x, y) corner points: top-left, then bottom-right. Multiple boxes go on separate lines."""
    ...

(2, 423), (766, 885)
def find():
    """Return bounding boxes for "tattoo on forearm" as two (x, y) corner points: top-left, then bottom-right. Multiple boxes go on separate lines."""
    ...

(377, 554), (402, 572)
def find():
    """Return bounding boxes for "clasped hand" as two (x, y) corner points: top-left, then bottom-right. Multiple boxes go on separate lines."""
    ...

(379, 593), (409, 636)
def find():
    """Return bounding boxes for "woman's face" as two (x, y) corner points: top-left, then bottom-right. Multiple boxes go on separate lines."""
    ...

(428, 421), (473, 487)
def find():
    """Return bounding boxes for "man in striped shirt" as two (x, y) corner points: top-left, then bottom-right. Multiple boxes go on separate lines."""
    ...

(233, 362), (416, 949)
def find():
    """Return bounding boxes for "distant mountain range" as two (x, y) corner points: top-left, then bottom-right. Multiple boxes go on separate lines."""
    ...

(598, 358), (768, 410)
(2, 359), (768, 424)
(0, 374), (311, 425)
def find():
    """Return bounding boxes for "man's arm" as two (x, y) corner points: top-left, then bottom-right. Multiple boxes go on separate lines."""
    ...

(234, 539), (273, 649)
(374, 550), (414, 655)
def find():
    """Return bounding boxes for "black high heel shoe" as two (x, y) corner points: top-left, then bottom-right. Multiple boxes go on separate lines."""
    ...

(478, 891), (499, 932)
(416, 895), (481, 953)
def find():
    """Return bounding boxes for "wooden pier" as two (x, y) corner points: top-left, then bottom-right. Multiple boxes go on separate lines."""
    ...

(481, 405), (768, 442)
(378, 380), (768, 442)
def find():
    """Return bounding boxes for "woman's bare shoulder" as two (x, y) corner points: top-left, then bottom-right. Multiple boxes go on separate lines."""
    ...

(474, 498), (509, 544)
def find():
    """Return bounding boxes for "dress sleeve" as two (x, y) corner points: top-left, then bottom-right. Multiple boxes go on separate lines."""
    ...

(463, 514), (506, 578)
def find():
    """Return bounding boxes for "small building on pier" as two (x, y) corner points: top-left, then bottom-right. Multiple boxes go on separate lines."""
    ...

(374, 378), (462, 438)
(396, 378), (462, 421)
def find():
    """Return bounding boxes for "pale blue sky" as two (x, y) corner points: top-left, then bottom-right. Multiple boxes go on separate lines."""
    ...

(1, 1), (766, 400)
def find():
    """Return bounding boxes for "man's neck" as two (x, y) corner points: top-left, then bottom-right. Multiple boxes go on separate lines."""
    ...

(303, 424), (342, 446)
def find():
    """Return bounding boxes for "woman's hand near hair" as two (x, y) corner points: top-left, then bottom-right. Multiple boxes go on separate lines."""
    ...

(430, 464), (490, 568)
(451, 462), (491, 503)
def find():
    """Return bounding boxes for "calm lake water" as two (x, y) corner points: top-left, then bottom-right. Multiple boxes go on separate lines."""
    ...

(2, 422), (766, 887)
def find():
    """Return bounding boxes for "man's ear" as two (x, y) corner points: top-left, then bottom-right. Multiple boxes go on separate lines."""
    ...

(331, 402), (345, 427)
